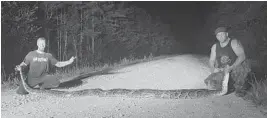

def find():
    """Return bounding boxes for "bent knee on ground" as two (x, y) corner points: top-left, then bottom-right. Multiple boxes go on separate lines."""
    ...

(41, 75), (60, 89)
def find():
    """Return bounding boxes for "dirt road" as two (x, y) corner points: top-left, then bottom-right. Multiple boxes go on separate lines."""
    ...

(1, 54), (265, 118)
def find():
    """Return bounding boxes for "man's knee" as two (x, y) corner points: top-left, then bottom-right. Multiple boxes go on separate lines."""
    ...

(232, 61), (250, 80)
(41, 75), (60, 89)
(230, 62), (251, 90)
(50, 78), (60, 87)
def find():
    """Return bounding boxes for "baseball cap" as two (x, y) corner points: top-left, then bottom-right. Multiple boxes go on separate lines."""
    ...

(214, 27), (227, 35)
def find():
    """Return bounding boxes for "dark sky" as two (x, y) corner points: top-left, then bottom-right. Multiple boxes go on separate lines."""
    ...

(128, 1), (218, 53)
(130, 1), (217, 40)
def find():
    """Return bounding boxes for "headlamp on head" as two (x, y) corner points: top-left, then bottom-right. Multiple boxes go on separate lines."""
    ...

(214, 27), (228, 35)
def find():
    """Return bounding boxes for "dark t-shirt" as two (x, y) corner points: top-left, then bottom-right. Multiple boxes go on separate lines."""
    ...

(23, 50), (58, 80)
(215, 39), (237, 68)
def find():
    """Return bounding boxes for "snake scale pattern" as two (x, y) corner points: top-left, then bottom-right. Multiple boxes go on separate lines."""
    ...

(18, 69), (230, 99)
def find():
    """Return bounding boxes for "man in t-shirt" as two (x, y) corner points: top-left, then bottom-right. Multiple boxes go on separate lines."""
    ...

(208, 27), (251, 97)
(15, 37), (76, 95)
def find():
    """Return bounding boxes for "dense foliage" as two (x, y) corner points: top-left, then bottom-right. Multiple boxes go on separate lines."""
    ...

(1, 1), (180, 77)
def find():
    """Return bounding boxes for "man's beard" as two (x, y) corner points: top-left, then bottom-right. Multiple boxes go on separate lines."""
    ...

(219, 38), (229, 43)
(38, 48), (45, 52)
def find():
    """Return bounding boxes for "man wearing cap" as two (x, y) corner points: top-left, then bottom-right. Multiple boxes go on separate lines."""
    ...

(208, 27), (251, 97)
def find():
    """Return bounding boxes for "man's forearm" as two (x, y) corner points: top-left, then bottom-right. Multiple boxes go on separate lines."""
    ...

(209, 60), (215, 71)
(55, 60), (72, 67)
(19, 62), (27, 67)
(230, 55), (245, 70)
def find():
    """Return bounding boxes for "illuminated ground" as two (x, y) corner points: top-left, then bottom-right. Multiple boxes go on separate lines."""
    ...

(1, 54), (265, 118)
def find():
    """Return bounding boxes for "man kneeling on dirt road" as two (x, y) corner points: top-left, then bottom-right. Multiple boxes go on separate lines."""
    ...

(15, 37), (76, 95)
(208, 26), (251, 97)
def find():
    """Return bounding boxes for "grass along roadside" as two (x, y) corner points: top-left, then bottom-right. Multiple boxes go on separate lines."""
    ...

(244, 73), (267, 115)
(1, 53), (155, 91)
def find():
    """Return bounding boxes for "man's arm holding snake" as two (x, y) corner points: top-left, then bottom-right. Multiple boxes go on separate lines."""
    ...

(224, 39), (246, 72)
(15, 62), (27, 71)
(209, 44), (221, 72)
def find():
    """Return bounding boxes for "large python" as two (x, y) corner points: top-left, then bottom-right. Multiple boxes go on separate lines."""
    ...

(17, 69), (230, 99)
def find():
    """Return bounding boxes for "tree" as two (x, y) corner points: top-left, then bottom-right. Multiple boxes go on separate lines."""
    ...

(2, 1), (41, 50)
(1, 1), (41, 75)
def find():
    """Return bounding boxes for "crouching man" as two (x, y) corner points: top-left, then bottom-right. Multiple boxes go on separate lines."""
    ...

(208, 27), (251, 97)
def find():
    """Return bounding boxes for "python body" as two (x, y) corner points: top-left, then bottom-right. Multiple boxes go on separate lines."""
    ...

(17, 69), (230, 99)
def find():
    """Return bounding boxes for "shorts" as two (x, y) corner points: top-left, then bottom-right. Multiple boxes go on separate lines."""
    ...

(27, 74), (60, 88)
(17, 74), (60, 95)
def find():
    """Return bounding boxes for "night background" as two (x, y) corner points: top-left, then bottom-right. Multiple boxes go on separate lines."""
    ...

(2, 1), (267, 78)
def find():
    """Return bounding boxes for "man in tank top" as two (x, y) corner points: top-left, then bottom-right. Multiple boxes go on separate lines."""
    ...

(208, 27), (251, 97)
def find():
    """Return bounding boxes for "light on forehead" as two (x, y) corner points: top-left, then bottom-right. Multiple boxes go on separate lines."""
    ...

(37, 39), (46, 43)
(37, 37), (46, 41)
(216, 32), (227, 36)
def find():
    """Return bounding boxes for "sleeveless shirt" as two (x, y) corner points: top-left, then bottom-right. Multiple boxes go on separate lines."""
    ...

(215, 38), (237, 68)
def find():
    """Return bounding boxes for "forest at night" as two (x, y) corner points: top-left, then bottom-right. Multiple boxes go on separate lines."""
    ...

(2, 1), (267, 78)
(2, 1), (267, 117)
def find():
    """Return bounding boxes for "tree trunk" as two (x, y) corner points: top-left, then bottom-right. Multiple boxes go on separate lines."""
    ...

(44, 3), (50, 53)
(57, 9), (59, 59)
(63, 6), (68, 61)
(64, 31), (68, 60)
(80, 7), (83, 64)
(46, 28), (50, 53)
(92, 10), (95, 54)
(73, 35), (79, 68)
(86, 12), (90, 59)
(59, 8), (63, 61)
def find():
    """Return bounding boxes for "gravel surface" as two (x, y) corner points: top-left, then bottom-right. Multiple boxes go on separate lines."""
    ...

(2, 54), (266, 118)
